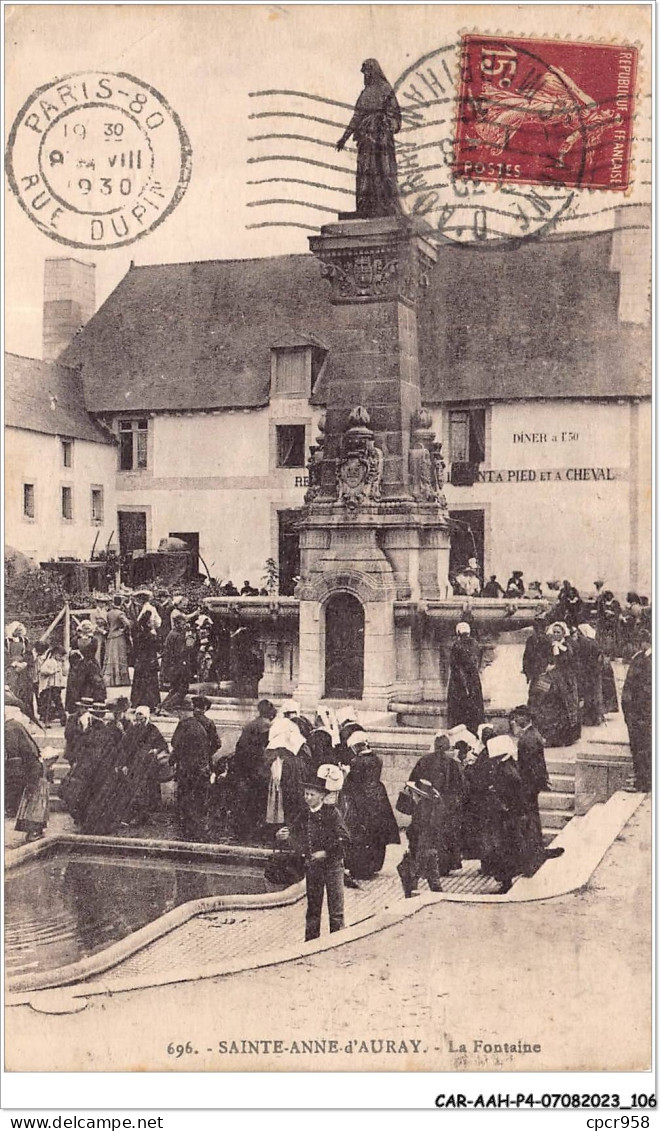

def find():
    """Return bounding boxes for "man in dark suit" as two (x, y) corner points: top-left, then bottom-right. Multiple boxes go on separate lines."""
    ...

(622, 632), (652, 791)
(510, 705), (563, 866)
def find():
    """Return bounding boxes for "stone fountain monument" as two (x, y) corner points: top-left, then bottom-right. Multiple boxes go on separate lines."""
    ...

(295, 63), (448, 709)
(207, 60), (545, 719)
(296, 213), (450, 709)
(294, 59), (540, 712)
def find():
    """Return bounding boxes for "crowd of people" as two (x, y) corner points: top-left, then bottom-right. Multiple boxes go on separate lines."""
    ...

(4, 572), (652, 939)
(56, 694), (223, 841)
(451, 565), (652, 655)
(396, 706), (564, 897)
(4, 587), (265, 730)
(446, 576), (652, 771)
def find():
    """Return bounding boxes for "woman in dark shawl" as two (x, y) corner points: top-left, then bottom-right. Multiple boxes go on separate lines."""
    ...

(336, 59), (402, 218)
(522, 620), (553, 685)
(64, 649), (86, 714)
(77, 642), (107, 704)
(130, 613), (161, 711)
(596, 590), (622, 658)
(63, 708), (125, 833)
(342, 732), (400, 880)
(528, 623), (581, 746)
(120, 705), (168, 823)
(467, 736), (528, 893)
(308, 705), (342, 770)
(409, 733), (465, 873)
(262, 717), (307, 840)
(446, 622), (485, 734)
(601, 654), (619, 714)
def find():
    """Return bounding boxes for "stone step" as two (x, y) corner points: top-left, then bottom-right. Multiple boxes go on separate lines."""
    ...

(545, 757), (577, 778)
(548, 773), (575, 794)
(539, 790), (574, 811)
(543, 809), (574, 829)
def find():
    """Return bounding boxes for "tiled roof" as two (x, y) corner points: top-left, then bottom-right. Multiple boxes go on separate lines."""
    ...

(4, 353), (114, 443)
(61, 231), (650, 412)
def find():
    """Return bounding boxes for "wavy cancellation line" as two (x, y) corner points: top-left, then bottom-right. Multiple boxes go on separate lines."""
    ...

(249, 89), (353, 109)
(247, 111), (447, 136)
(244, 220), (321, 232)
(247, 176), (352, 195)
(247, 197), (345, 214)
(246, 154), (354, 177)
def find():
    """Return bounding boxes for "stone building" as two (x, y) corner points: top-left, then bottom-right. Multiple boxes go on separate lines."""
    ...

(5, 216), (651, 601)
(5, 351), (116, 567)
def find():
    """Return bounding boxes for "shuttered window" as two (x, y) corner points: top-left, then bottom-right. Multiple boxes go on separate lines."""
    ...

(61, 486), (73, 521)
(272, 348), (309, 396)
(23, 483), (35, 519)
(91, 487), (104, 524)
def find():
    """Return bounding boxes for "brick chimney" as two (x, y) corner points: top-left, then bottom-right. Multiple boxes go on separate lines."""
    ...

(610, 204), (651, 325)
(43, 257), (96, 360)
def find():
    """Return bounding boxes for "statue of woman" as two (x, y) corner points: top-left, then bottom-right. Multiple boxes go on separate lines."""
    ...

(336, 59), (402, 218)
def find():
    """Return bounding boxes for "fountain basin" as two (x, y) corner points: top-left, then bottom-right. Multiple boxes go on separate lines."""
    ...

(5, 835), (299, 995)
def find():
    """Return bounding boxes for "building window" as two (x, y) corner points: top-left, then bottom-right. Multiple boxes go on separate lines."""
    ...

(272, 347), (310, 397)
(61, 438), (73, 468)
(119, 419), (148, 470)
(449, 408), (486, 464)
(61, 486), (73, 521)
(91, 486), (104, 525)
(23, 483), (35, 520)
(276, 424), (306, 468)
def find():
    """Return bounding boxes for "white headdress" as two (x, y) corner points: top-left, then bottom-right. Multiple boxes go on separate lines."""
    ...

(336, 705), (358, 727)
(314, 763), (345, 792)
(486, 734), (517, 761)
(315, 704), (340, 747)
(267, 716), (305, 755)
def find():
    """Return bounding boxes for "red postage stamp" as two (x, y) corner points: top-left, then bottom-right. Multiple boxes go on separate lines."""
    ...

(453, 35), (637, 190)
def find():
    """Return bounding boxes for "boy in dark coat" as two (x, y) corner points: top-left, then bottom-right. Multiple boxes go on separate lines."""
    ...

(277, 764), (350, 941)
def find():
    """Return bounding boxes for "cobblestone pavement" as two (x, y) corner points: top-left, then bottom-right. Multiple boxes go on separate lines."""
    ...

(5, 800), (650, 1074)
(85, 852), (499, 988)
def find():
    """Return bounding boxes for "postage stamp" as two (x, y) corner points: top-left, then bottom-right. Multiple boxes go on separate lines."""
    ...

(6, 70), (192, 250)
(453, 35), (637, 191)
(392, 43), (575, 244)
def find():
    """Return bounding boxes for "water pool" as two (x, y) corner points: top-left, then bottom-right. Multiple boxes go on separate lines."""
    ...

(6, 843), (281, 982)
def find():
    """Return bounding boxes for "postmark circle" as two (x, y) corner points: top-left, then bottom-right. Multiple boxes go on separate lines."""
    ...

(393, 44), (575, 246)
(6, 70), (192, 250)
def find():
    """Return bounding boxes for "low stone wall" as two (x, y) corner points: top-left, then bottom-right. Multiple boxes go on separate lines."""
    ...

(574, 738), (633, 816)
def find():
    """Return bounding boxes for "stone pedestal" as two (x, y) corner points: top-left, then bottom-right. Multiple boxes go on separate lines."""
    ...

(296, 215), (451, 710)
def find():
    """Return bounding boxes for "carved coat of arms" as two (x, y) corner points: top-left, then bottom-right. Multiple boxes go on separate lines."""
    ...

(337, 454), (370, 507)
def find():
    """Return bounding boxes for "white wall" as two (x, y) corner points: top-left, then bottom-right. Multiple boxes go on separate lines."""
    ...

(433, 399), (652, 597)
(153, 411), (271, 478)
(109, 396), (650, 596)
(115, 401), (322, 584)
(5, 427), (117, 564)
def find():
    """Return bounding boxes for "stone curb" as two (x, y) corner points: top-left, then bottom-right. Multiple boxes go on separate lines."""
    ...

(6, 834), (304, 996)
(8, 790), (645, 1011)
